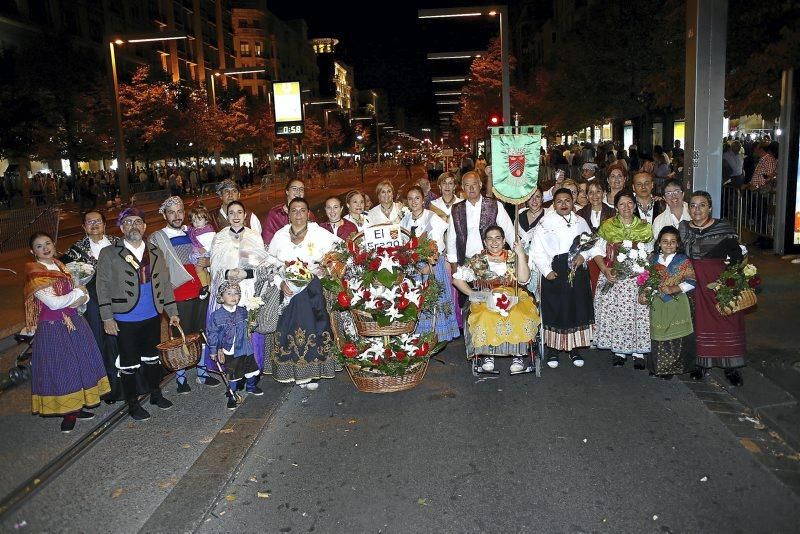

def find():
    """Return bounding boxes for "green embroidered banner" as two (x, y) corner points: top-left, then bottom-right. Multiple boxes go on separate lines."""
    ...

(490, 125), (543, 204)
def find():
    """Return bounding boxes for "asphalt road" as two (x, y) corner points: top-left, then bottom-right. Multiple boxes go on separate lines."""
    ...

(4, 340), (797, 533)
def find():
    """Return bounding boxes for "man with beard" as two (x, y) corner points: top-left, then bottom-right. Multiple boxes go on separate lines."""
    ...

(96, 208), (181, 420)
(150, 197), (220, 393)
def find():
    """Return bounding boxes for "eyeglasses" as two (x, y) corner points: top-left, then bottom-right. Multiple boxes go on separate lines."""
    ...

(122, 219), (145, 227)
(688, 203), (709, 209)
(664, 190), (683, 197)
(84, 218), (104, 226)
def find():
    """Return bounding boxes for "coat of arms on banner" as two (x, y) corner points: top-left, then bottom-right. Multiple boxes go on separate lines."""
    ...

(490, 125), (543, 204)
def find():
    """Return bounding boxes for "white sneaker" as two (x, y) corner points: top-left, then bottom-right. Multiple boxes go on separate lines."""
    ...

(510, 357), (525, 373)
(546, 355), (559, 369)
(570, 353), (585, 367)
(305, 381), (319, 391)
(481, 357), (495, 372)
(298, 383), (307, 389)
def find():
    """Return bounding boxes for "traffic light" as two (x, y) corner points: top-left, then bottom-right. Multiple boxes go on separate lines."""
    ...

(489, 114), (501, 126)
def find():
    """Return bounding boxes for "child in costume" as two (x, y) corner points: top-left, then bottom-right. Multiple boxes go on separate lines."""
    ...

(187, 205), (216, 299)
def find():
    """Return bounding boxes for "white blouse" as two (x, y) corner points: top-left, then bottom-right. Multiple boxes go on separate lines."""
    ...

(400, 210), (448, 252)
(529, 211), (595, 278)
(367, 203), (404, 225)
(35, 263), (86, 310)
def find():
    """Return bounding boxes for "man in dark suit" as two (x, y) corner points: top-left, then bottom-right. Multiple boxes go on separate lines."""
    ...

(96, 208), (180, 421)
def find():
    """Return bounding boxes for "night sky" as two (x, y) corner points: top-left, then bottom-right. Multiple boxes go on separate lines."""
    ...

(270, 1), (501, 133)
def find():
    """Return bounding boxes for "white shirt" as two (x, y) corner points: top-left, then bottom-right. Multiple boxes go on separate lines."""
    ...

(218, 207), (262, 235)
(430, 196), (463, 219)
(529, 211), (594, 278)
(445, 197), (516, 264)
(344, 213), (368, 232)
(367, 203), (403, 225)
(652, 202), (690, 241)
(124, 240), (146, 262)
(590, 209), (602, 229)
(400, 210), (449, 252)
(268, 223), (342, 287)
(88, 236), (112, 260)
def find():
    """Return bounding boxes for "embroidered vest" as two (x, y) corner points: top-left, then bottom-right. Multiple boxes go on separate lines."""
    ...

(451, 197), (498, 265)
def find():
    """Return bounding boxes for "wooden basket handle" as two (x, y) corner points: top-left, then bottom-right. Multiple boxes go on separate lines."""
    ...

(169, 324), (186, 344)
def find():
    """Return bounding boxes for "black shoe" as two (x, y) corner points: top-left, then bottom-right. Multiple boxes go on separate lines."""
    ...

(76, 409), (95, 420)
(176, 381), (191, 394)
(246, 385), (264, 396)
(60, 416), (76, 433)
(198, 376), (221, 388)
(633, 357), (646, 370)
(546, 355), (559, 369)
(690, 367), (705, 381)
(150, 396), (174, 410)
(129, 403), (151, 421)
(659, 374), (674, 381)
(226, 396), (238, 410)
(724, 369), (743, 387)
(612, 355), (626, 367)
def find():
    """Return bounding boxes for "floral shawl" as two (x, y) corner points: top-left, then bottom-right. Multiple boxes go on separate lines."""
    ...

(466, 250), (518, 287)
(23, 261), (73, 329)
(650, 253), (696, 302)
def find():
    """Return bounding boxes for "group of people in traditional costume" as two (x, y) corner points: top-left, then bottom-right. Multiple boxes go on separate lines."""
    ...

(23, 164), (750, 432)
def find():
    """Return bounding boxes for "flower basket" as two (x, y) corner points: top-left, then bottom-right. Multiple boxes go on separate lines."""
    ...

(157, 325), (202, 371)
(351, 309), (417, 336)
(716, 288), (758, 316)
(345, 359), (428, 393)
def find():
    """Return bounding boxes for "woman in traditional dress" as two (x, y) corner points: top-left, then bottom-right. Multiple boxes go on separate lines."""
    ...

(518, 186), (546, 234)
(321, 196), (358, 240)
(344, 190), (369, 232)
(25, 232), (110, 432)
(429, 171), (465, 328)
(640, 226), (696, 380)
(530, 189), (596, 369)
(593, 189), (654, 368)
(266, 198), (341, 389)
(452, 225), (540, 374)
(577, 181), (616, 292)
(401, 186), (460, 342)
(367, 180), (404, 225)
(679, 191), (746, 386)
(603, 162), (628, 208)
(207, 201), (266, 370)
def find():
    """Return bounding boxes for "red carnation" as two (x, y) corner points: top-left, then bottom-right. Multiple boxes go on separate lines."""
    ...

(725, 278), (736, 287)
(417, 342), (429, 357)
(411, 252), (420, 263)
(362, 290), (371, 300)
(371, 357), (381, 365)
(384, 347), (393, 357)
(369, 258), (381, 271)
(748, 276), (761, 288)
(397, 297), (410, 310)
(396, 350), (407, 360)
(337, 291), (351, 308)
(342, 343), (359, 359)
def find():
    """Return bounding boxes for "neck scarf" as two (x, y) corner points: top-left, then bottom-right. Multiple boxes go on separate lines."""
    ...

(23, 261), (73, 329)
(598, 215), (653, 244)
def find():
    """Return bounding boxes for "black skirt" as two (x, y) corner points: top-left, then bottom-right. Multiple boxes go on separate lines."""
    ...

(540, 253), (594, 331)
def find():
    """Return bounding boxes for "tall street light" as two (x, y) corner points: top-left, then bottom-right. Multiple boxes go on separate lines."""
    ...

(419, 6), (510, 127)
(108, 30), (187, 201)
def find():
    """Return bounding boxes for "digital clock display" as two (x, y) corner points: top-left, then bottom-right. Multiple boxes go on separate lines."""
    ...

(276, 123), (304, 136)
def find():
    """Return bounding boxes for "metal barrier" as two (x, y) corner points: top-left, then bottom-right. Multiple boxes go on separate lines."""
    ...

(0, 207), (60, 253)
(130, 189), (171, 206)
(720, 184), (776, 239)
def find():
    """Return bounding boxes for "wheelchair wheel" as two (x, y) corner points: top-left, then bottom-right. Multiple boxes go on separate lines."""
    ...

(9, 366), (23, 384)
(20, 364), (32, 381)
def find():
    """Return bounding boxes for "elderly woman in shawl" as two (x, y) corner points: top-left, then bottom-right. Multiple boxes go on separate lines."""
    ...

(25, 232), (110, 433)
(592, 189), (654, 369)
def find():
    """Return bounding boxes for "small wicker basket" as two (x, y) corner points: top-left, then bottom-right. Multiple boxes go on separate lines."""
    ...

(716, 288), (758, 316)
(351, 309), (416, 337)
(157, 325), (202, 371)
(345, 360), (429, 393)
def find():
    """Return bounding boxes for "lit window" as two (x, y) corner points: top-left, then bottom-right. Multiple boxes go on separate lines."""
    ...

(254, 42), (262, 57)
(240, 41), (251, 57)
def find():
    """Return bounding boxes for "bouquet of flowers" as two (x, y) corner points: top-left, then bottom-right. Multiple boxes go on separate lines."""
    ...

(600, 240), (649, 293)
(707, 261), (761, 315)
(636, 263), (664, 305)
(336, 332), (445, 377)
(65, 262), (95, 314)
(241, 295), (264, 335)
(567, 232), (599, 285)
(283, 259), (313, 289)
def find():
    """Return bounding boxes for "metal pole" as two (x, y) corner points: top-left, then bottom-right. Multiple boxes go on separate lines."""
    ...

(684, 0), (727, 217)
(774, 68), (794, 254)
(373, 91), (382, 164)
(499, 6), (511, 127)
(325, 110), (331, 160)
(109, 42), (129, 202)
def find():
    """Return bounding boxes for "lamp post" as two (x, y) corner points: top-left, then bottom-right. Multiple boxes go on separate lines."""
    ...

(419, 6), (510, 127)
(371, 90), (382, 164)
(108, 31), (187, 201)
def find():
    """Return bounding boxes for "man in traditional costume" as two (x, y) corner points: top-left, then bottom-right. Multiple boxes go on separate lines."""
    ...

(96, 208), (181, 421)
(212, 179), (263, 234)
(261, 178), (316, 245)
(150, 196), (220, 393)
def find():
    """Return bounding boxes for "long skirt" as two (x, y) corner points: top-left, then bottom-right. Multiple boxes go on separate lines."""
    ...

(692, 259), (746, 368)
(265, 277), (337, 383)
(540, 254), (593, 352)
(464, 286), (540, 357)
(415, 255), (460, 342)
(594, 275), (651, 354)
(647, 293), (696, 375)
(31, 316), (111, 416)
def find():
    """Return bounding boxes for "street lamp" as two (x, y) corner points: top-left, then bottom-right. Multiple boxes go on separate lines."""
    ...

(371, 90), (382, 164)
(108, 30), (187, 201)
(209, 67), (267, 107)
(419, 6), (510, 127)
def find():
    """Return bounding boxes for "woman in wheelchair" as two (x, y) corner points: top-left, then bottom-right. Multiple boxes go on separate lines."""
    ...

(452, 225), (541, 374)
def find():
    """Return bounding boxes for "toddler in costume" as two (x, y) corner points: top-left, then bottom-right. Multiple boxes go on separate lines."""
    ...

(206, 280), (262, 409)
(187, 205), (216, 299)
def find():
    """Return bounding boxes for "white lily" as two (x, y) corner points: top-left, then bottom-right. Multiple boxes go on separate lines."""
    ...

(617, 253), (628, 262)
(622, 239), (633, 249)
